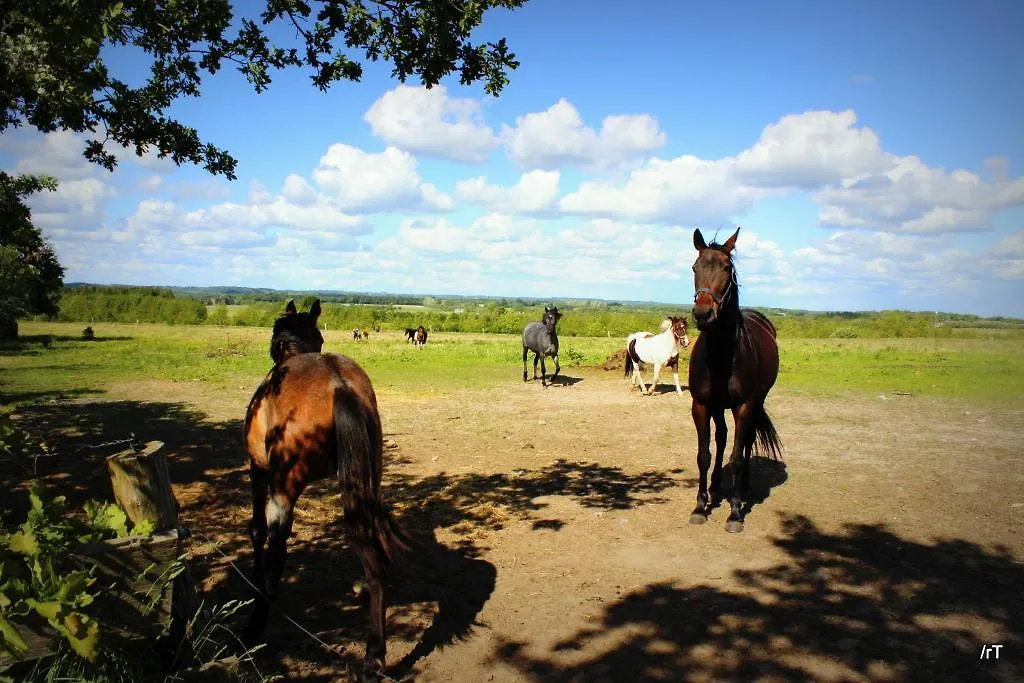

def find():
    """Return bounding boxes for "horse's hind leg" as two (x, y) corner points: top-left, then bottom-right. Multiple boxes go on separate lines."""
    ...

(634, 367), (648, 395)
(522, 346), (529, 382)
(725, 403), (754, 533)
(709, 410), (728, 506)
(340, 489), (390, 680)
(533, 353), (540, 380)
(350, 522), (389, 681)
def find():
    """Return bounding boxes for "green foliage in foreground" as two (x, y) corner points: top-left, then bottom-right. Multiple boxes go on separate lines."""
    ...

(5, 323), (1024, 404)
(0, 482), (155, 663)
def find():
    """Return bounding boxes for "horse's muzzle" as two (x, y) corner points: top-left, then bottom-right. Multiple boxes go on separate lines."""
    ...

(693, 305), (716, 330)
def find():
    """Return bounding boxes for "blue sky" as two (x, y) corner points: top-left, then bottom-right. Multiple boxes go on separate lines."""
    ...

(3, 0), (1023, 315)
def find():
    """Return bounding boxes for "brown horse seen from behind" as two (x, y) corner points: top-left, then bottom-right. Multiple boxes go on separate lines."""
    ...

(688, 228), (782, 533)
(243, 299), (405, 681)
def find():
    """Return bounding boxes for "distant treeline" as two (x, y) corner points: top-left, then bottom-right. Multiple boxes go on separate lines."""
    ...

(47, 286), (1024, 339)
(58, 286), (207, 324)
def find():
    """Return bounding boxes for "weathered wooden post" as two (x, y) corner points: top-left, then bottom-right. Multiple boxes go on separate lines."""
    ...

(100, 441), (194, 666)
(105, 440), (178, 531)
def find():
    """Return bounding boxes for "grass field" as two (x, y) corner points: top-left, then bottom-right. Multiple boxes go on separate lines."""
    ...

(4, 321), (1023, 406)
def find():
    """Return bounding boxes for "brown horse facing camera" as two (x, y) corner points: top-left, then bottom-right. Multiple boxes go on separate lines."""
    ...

(688, 227), (783, 533)
(243, 299), (405, 681)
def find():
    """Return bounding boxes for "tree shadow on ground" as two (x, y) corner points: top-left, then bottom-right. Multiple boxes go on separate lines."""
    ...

(0, 333), (133, 357)
(6, 399), (245, 517)
(8, 397), (691, 681)
(218, 457), (687, 680)
(489, 513), (1024, 683)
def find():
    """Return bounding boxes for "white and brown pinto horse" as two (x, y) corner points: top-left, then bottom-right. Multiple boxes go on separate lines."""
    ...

(624, 316), (690, 396)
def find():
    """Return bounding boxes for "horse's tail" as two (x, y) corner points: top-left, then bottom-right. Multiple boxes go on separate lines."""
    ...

(624, 338), (637, 378)
(333, 387), (410, 576)
(752, 404), (783, 461)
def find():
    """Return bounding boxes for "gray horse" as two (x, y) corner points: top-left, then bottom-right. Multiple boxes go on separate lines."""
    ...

(522, 306), (562, 386)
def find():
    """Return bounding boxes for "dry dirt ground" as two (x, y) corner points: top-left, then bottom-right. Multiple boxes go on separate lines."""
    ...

(11, 365), (1024, 682)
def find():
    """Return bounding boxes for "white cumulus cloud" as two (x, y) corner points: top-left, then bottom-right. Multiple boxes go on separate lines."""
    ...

(502, 99), (666, 170)
(312, 143), (452, 213)
(456, 170), (560, 213)
(363, 85), (498, 163)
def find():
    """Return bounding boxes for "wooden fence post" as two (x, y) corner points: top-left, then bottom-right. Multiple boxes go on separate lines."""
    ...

(105, 441), (179, 531)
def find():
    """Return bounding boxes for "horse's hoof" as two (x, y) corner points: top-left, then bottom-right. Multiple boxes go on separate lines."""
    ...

(361, 658), (385, 682)
(689, 513), (707, 525)
(725, 520), (745, 533)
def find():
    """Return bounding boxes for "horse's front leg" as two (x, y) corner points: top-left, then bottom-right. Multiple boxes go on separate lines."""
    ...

(725, 403), (754, 533)
(689, 401), (713, 524)
(649, 363), (663, 396)
(533, 353), (540, 380)
(551, 352), (560, 385)
(245, 488), (296, 643)
(540, 354), (548, 386)
(243, 463), (269, 643)
(667, 357), (683, 396)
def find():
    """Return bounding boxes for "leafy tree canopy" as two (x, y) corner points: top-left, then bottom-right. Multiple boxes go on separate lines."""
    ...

(0, 172), (64, 323)
(1, 0), (527, 179)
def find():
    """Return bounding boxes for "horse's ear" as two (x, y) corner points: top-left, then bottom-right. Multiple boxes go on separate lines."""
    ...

(693, 229), (707, 251)
(544, 306), (550, 313)
(285, 299), (297, 315)
(723, 227), (741, 253)
(309, 299), (322, 320)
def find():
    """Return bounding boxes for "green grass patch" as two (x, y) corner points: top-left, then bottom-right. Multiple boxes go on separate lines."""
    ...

(3, 322), (1022, 406)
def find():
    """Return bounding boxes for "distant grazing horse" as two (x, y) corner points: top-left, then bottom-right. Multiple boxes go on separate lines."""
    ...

(404, 328), (416, 343)
(353, 328), (362, 341)
(522, 306), (562, 386)
(688, 227), (782, 533)
(243, 299), (405, 679)
(413, 325), (427, 348)
(624, 316), (690, 396)
(362, 330), (370, 340)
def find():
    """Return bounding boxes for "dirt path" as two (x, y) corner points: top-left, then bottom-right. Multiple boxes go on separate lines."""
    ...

(12, 367), (1024, 681)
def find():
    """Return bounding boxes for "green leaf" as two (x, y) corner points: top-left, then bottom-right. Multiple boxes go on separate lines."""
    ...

(26, 598), (62, 621)
(64, 616), (100, 662)
(131, 518), (157, 537)
(8, 529), (38, 557)
(56, 570), (93, 603)
(0, 613), (28, 654)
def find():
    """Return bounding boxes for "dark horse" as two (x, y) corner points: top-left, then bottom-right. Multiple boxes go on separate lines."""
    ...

(404, 327), (416, 343)
(243, 299), (405, 680)
(522, 306), (562, 386)
(688, 228), (782, 533)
